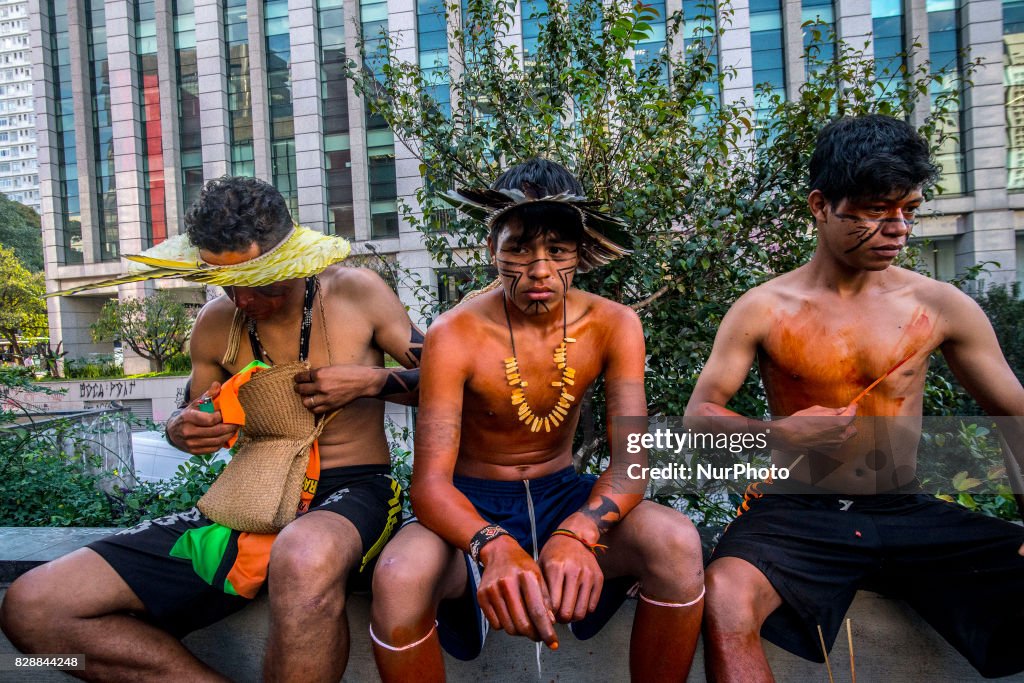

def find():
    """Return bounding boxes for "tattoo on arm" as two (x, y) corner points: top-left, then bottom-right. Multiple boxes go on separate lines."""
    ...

(165, 407), (185, 448)
(580, 495), (622, 535)
(378, 368), (420, 396)
(403, 327), (424, 367)
(179, 379), (192, 408)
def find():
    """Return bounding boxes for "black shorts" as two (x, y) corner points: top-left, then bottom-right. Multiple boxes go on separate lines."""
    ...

(710, 481), (1024, 678)
(427, 466), (636, 660)
(89, 464), (402, 637)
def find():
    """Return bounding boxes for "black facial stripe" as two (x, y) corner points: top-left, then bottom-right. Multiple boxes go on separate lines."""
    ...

(525, 301), (551, 313)
(498, 268), (524, 298)
(844, 225), (882, 253)
(834, 212), (863, 221)
(495, 256), (577, 267)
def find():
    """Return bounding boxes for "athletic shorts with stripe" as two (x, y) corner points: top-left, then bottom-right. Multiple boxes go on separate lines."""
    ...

(89, 464), (403, 637)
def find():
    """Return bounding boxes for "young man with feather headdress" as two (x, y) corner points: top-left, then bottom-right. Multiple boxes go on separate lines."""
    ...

(368, 159), (704, 682)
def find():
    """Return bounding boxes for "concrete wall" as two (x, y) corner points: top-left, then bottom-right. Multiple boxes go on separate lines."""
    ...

(12, 376), (188, 424)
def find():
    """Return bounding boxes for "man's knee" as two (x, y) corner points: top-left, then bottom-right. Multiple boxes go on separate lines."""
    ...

(270, 519), (361, 596)
(626, 504), (703, 576)
(371, 549), (444, 609)
(2, 569), (61, 647)
(704, 560), (772, 635)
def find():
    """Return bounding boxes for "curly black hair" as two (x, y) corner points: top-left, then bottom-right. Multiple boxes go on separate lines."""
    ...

(184, 176), (293, 254)
(809, 114), (939, 205)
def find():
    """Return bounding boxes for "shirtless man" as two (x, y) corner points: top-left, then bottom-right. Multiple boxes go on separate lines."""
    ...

(686, 115), (1024, 680)
(368, 159), (705, 681)
(1, 176), (421, 681)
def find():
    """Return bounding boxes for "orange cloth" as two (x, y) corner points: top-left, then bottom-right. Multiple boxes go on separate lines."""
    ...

(212, 361), (268, 448)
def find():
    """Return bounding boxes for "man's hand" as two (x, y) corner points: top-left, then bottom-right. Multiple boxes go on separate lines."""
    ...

(166, 382), (239, 454)
(773, 404), (858, 452)
(293, 365), (378, 414)
(476, 537), (559, 649)
(539, 534), (604, 623)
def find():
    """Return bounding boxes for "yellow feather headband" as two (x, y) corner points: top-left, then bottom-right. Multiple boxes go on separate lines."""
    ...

(48, 226), (352, 296)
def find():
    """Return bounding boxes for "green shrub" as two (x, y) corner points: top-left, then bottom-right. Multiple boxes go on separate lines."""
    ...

(64, 356), (123, 380)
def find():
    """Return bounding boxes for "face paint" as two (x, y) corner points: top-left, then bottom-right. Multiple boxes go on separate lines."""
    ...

(491, 226), (579, 316)
(223, 283), (295, 320)
(817, 189), (923, 266)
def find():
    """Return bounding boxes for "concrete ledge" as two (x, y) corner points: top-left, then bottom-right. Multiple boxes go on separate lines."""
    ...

(0, 528), (119, 584)
(1, 529), (1022, 681)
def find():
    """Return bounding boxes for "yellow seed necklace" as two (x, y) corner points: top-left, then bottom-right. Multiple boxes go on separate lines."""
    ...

(502, 292), (576, 433)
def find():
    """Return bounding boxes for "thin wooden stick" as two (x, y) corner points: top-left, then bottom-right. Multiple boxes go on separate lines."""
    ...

(850, 351), (915, 406)
(846, 618), (856, 683)
(817, 624), (835, 683)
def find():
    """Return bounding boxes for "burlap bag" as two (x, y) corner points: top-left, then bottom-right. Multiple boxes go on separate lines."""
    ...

(198, 361), (326, 533)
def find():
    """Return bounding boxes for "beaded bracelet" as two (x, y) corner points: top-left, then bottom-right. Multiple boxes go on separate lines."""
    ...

(469, 524), (511, 564)
(549, 528), (608, 555)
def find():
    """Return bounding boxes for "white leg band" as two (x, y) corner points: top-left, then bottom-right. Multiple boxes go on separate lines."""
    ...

(369, 621), (438, 652)
(639, 586), (705, 608)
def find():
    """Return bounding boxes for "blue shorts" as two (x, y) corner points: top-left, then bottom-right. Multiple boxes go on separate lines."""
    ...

(433, 466), (636, 660)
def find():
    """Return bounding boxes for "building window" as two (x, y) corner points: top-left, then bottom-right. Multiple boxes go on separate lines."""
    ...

(914, 237), (957, 282)
(750, 0), (785, 120)
(418, 0), (450, 116)
(1017, 232), (1024, 284)
(1005, 0), (1024, 190)
(361, 0), (398, 238)
(318, 0), (354, 237)
(802, 0), (835, 79)
(48, 0), (81, 264)
(87, 0), (119, 261)
(929, 0), (964, 195)
(136, 0), (167, 246)
(634, 0), (667, 81)
(871, 0), (905, 100)
(265, 0), (296, 217)
(225, 0), (253, 176)
(684, 0), (720, 116)
(175, 0), (203, 210)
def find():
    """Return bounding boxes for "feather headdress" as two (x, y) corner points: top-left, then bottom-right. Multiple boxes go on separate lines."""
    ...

(48, 226), (351, 296)
(441, 182), (630, 272)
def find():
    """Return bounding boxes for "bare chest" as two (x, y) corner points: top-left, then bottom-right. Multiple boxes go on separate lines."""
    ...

(464, 330), (603, 433)
(221, 304), (380, 375)
(759, 301), (938, 411)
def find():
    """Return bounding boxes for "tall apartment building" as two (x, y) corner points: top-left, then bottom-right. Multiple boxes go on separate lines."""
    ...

(31, 0), (1024, 366)
(0, 0), (38, 212)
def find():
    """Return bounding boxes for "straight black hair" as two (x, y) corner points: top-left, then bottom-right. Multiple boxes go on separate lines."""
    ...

(809, 115), (939, 205)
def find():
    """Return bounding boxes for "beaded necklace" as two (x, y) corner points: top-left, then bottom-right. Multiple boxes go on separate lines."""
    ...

(247, 276), (318, 365)
(502, 292), (577, 433)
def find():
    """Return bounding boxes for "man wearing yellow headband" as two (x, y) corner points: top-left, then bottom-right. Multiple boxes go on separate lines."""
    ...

(2, 177), (421, 681)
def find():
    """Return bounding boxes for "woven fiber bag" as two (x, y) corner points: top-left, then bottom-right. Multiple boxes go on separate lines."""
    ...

(198, 361), (326, 533)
